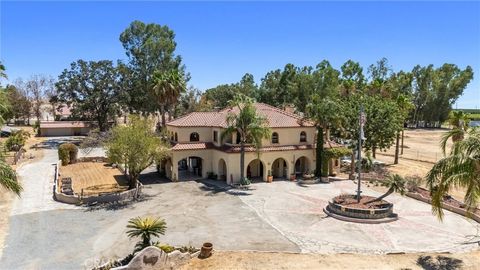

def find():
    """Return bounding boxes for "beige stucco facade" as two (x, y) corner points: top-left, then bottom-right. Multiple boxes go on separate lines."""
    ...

(163, 125), (318, 184)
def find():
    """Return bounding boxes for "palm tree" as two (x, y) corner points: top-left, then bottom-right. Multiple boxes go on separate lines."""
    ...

(366, 174), (406, 203)
(221, 94), (271, 184)
(126, 216), (167, 252)
(446, 111), (470, 143)
(152, 69), (186, 128)
(306, 96), (343, 177)
(0, 61), (7, 80)
(427, 127), (480, 220)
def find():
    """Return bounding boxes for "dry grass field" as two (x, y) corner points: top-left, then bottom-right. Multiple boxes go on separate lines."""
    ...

(59, 162), (128, 196)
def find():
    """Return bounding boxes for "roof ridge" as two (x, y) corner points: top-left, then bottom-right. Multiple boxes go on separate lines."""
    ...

(255, 102), (304, 120)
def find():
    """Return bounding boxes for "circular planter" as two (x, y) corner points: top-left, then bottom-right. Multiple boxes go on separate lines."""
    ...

(325, 195), (397, 223)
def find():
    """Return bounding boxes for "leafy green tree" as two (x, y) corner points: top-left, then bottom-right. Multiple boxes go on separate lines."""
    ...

(340, 60), (365, 96)
(127, 216), (167, 252)
(307, 96), (343, 177)
(427, 128), (480, 220)
(5, 85), (31, 124)
(312, 60), (340, 98)
(366, 174), (406, 203)
(106, 116), (170, 188)
(119, 20), (186, 114)
(152, 69), (186, 127)
(0, 61), (7, 81)
(221, 94), (271, 183)
(56, 60), (121, 131)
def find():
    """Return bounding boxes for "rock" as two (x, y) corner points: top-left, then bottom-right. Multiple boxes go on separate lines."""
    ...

(112, 246), (194, 270)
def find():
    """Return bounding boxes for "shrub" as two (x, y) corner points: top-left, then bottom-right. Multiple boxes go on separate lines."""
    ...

(33, 120), (40, 135)
(58, 143), (78, 165)
(176, 245), (199, 254)
(240, 177), (251, 186)
(5, 130), (30, 151)
(405, 175), (424, 192)
(154, 243), (175, 253)
(207, 171), (217, 180)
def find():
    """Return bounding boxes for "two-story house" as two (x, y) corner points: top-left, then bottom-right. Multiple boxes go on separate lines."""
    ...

(161, 103), (325, 184)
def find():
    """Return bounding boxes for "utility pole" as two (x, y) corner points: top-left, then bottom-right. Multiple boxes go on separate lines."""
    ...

(356, 106), (366, 202)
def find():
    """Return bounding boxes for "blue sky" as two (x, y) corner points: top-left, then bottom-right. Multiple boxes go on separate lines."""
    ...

(1, 1), (479, 108)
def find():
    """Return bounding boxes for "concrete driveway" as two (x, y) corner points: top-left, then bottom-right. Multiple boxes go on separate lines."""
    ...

(0, 140), (478, 269)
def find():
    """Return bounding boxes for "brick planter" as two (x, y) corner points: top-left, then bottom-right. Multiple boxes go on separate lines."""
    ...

(327, 200), (394, 219)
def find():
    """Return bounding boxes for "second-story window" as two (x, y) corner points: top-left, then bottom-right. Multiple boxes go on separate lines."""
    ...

(174, 132), (178, 142)
(213, 131), (218, 142)
(272, 132), (279, 144)
(190, 132), (200, 142)
(300, 131), (307, 142)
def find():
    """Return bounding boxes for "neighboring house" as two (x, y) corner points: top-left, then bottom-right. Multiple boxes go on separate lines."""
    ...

(56, 105), (72, 120)
(162, 103), (340, 184)
(39, 121), (93, 136)
(0, 126), (20, 137)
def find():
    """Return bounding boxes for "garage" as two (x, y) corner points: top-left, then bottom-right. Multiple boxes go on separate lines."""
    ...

(39, 121), (93, 137)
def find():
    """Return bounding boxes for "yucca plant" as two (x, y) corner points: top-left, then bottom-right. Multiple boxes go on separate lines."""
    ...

(126, 216), (167, 252)
(366, 174), (406, 203)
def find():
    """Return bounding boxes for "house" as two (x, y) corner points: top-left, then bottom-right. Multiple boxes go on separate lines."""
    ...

(39, 121), (93, 136)
(161, 103), (341, 184)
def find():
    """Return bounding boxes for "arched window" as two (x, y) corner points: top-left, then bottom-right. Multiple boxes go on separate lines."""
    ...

(190, 132), (200, 142)
(174, 132), (178, 142)
(300, 131), (307, 142)
(272, 132), (279, 144)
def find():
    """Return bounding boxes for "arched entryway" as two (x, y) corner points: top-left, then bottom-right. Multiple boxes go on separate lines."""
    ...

(271, 158), (288, 179)
(218, 159), (227, 181)
(158, 158), (173, 179)
(178, 156), (203, 180)
(247, 159), (264, 181)
(295, 156), (310, 176)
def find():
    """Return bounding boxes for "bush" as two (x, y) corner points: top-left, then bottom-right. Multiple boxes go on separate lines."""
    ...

(240, 177), (251, 186)
(405, 175), (424, 192)
(58, 143), (78, 165)
(153, 243), (175, 253)
(5, 130), (30, 151)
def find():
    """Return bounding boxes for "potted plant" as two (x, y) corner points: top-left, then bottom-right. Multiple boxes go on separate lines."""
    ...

(267, 170), (273, 183)
(290, 173), (296, 181)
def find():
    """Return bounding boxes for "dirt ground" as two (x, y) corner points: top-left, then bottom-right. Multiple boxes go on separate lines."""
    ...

(182, 250), (480, 270)
(59, 162), (128, 196)
(374, 129), (467, 200)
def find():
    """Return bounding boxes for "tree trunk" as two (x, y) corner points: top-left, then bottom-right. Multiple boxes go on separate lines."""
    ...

(160, 105), (166, 127)
(315, 126), (323, 177)
(365, 188), (393, 204)
(349, 150), (355, 180)
(372, 146), (376, 159)
(394, 131), (400, 164)
(401, 129), (404, 155)
(240, 142), (245, 182)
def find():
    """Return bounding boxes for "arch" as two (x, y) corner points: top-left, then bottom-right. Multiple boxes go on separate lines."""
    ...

(218, 158), (227, 181)
(295, 156), (310, 175)
(271, 158), (288, 179)
(272, 132), (279, 144)
(190, 132), (200, 142)
(300, 131), (307, 142)
(178, 156), (203, 180)
(246, 159), (265, 181)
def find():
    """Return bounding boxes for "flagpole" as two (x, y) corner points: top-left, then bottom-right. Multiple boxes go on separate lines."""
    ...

(356, 105), (364, 203)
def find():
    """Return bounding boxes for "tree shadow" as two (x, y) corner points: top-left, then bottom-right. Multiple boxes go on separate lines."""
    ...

(83, 193), (154, 212)
(416, 255), (463, 270)
(197, 180), (253, 196)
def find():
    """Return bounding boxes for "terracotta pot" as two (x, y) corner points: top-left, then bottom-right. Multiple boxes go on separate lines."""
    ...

(199, 242), (213, 258)
(290, 174), (296, 181)
(267, 175), (273, 183)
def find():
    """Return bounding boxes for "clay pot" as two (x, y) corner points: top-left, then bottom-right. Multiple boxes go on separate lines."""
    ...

(290, 174), (296, 181)
(267, 175), (273, 183)
(199, 242), (213, 258)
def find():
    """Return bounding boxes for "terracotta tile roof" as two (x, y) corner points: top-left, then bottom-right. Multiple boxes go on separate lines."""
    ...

(167, 103), (314, 128)
(171, 141), (344, 152)
(40, 121), (93, 129)
(171, 142), (214, 151)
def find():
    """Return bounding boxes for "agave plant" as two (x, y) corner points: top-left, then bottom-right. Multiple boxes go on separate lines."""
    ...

(126, 216), (167, 252)
(427, 127), (480, 220)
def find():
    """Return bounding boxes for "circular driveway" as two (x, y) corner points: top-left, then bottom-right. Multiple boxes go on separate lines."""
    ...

(237, 181), (480, 254)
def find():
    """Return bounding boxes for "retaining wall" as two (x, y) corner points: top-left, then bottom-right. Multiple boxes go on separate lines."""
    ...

(327, 201), (393, 219)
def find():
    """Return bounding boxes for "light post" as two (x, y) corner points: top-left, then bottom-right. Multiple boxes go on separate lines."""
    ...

(356, 105), (366, 202)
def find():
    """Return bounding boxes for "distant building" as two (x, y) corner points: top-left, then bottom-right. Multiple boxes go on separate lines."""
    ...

(39, 121), (93, 136)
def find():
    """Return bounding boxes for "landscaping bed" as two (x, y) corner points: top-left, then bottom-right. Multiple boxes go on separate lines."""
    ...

(333, 194), (390, 209)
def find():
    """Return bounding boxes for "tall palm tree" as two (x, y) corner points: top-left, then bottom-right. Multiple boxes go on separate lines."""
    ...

(221, 94), (271, 184)
(126, 216), (167, 252)
(445, 111), (470, 143)
(366, 174), (406, 203)
(427, 127), (480, 220)
(151, 69), (186, 127)
(306, 96), (343, 177)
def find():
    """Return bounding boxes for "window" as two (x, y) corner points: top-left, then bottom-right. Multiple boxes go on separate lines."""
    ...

(213, 131), (218, 143)
(300, 131), (307, 142)
(190, 132), (200, 142)
(272, 132), (279, 144)
(236, 131), (241, 144)
(174, 132), (178, 142)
